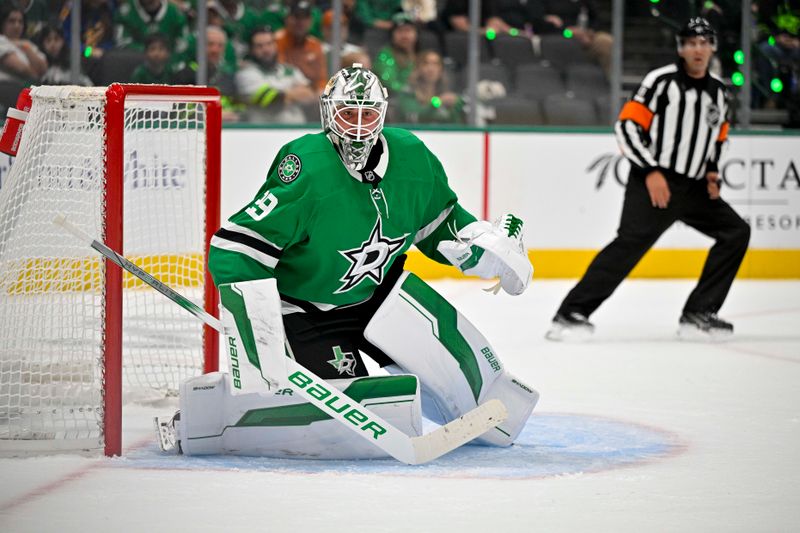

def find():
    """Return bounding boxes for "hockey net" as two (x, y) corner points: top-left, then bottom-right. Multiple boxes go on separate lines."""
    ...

(0, 84), (220, 455)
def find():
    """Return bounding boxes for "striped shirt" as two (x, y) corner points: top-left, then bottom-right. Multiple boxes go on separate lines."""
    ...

(615, 62), (729, 179)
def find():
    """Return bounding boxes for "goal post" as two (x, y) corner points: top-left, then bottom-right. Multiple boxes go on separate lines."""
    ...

(0, 84), (221, 456)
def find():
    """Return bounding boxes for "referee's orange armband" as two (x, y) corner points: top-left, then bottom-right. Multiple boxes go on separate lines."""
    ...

(618, 101), (654, 132)
(718, 122), (729, 142)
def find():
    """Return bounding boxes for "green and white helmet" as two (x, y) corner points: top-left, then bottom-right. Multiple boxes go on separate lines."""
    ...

(320, 63), (388, 171)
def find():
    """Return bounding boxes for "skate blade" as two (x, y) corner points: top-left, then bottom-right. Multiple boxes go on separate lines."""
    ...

(677, 324), (733, 342)
(545, 323), (594, 342)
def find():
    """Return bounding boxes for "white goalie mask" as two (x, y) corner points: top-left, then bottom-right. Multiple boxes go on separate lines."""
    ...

(320, 63), (388, 171)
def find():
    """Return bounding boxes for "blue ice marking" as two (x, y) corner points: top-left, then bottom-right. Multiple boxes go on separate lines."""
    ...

(117, 413), (680, 479)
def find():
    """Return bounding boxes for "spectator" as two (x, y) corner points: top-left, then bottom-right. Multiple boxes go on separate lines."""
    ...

(321, 9), (365, 59)
(0, 5), (47, 83)
(492, 0), (544, 33)
(700, 0), (743, 75)
(441, 0), (508, 34)
(131, 32), (174, 84)
(36, 24), (92, 85)
(260, 0), (325, 40)
(15, 0), (51, 41)
(355, 0), (401, 31)
(179, 3), (239, 76)
(340, 49), (371, 69)
(276, 0), (327, 92)
(402, 0), (437, 25)
(533, 0), (613, 76)
(172, 25), (240, 121)
(373, 13), (417, 94)
(402, 0), (444, 36)
(59, 0), (115, 58)
(211, 0), (263, 58)
(260, 0), (287, 31)
(236, 26), (316, 123)
(755, 0), (800, 115)
(341, 0), (366, 44)
(398, 49), (464, 124)
(115, 0), (189, 56)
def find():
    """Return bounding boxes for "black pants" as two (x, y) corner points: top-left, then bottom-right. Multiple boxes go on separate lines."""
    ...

(558, 168), (750, 318)
(280, 256), (406, 379)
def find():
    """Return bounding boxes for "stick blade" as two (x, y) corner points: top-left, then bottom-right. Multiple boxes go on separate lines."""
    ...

(408, 399), (508, 465)
(53, 214), (93, 245)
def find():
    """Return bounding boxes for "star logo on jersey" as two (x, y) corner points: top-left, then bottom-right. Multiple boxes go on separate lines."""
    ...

(335, 217), (407, 294)
(328, 346), (357, 376)
(278, 154), (301, 182)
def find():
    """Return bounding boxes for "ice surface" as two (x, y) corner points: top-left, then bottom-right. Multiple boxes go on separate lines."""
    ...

(1, 280), (799, 532)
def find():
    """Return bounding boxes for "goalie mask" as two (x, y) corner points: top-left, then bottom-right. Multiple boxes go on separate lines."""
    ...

(320, 63), (388, 171)
(676, 17), (717, 51)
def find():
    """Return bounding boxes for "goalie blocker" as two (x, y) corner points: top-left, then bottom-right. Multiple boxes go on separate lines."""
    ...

(174, 266), (537, 457)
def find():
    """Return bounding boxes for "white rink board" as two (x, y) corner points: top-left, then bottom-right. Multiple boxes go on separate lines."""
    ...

(490, 132), (800, 249)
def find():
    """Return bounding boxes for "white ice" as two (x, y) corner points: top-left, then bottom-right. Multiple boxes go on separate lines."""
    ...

(1, 279), (799, 532)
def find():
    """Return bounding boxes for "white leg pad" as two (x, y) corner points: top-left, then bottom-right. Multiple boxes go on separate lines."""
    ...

(178, 371), (423, 458)
(218, 279), (287, 392)
(365, 273), (538, 446)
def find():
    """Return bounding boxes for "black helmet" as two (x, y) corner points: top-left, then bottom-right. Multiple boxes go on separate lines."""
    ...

(676, 17), (717, 50)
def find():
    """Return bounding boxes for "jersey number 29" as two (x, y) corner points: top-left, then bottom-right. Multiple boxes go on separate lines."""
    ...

(246, 190), (278, 221)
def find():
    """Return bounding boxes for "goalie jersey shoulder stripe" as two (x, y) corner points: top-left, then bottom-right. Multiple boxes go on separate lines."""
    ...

(222, 221), (283, 252)
(211, 228), (282, 269)
(210, 237), (278, 270)
(413, 205), (454, 244)
(215, 227), (283, 258)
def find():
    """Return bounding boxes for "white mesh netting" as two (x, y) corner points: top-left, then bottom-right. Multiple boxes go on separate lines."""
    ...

(0, 86), (210, 452)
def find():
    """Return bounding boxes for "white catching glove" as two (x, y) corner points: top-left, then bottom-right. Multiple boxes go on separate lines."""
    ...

(437, 214), (533, 295)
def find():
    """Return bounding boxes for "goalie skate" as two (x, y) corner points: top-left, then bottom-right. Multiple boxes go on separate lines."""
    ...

(154, 413), (182, 454)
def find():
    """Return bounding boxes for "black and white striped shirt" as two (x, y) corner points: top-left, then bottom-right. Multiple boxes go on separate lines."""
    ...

(615, 62), (729, 179)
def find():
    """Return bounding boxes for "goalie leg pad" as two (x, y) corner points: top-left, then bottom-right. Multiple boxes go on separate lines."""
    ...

(365, 272), (538, 446)
(178, 372), (423, 458)
(218, 279), (287, 391)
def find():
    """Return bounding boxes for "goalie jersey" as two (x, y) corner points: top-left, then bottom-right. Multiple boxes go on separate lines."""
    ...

(208, 127), (476, 308)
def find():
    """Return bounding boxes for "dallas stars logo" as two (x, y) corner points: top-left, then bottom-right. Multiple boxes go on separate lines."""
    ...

(335, 217), (407, 294)
(278, 154), (301, 183)
(328, 346), (357, 376)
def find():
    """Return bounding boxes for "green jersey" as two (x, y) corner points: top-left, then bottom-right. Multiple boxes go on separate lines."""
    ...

(114, 0), (189, 54)
(209, 128), (476, 308)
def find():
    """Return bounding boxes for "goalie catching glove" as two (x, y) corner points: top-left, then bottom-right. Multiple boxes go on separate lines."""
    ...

(437, 213), (532, 295)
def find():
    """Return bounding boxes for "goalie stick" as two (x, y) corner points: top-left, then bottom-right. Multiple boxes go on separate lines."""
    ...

(53, 215), (508, 465)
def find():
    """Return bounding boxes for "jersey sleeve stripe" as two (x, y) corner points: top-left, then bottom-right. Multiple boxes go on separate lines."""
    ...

(413, 205), (454, 244)
(618, 101), (655, 131)
(215, 227), (283, 259)
(615, 119), (656, 168)
(210, 236), (280, 269)
(635, 65), (677, 107)
(222, 221), (283, 252)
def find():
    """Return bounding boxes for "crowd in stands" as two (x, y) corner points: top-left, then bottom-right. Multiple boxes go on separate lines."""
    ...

(0, 0), (798, 126)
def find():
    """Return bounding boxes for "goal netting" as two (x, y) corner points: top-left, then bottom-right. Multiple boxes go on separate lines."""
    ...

(0, 84), (220, 455)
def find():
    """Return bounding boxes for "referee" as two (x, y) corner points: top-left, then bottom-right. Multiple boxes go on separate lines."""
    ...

(547, 17), (750, 340)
